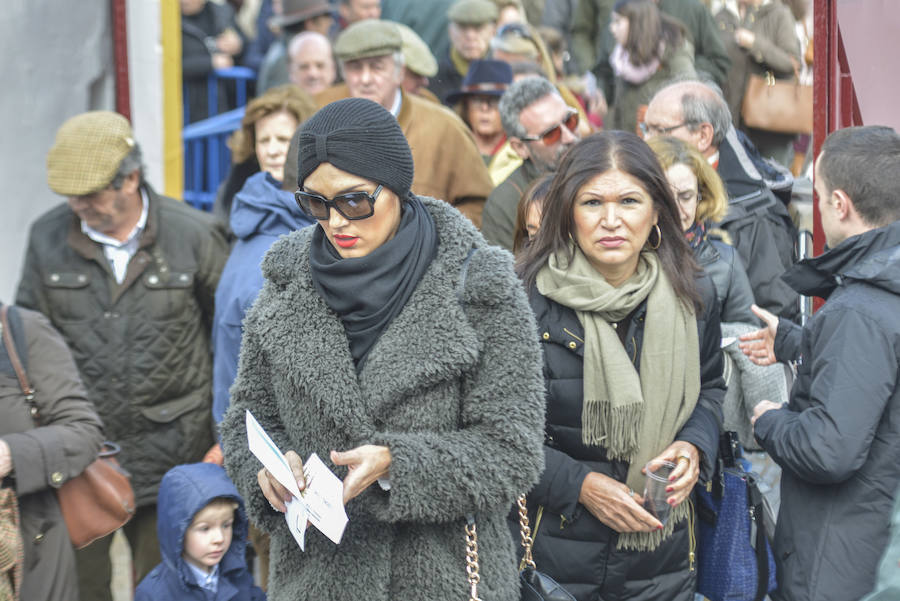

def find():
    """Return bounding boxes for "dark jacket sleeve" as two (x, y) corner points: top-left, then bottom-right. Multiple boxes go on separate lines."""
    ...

(690, 1), (731, 87)
(774, 317), (802, 362)
(15, 228), (50, 316)
(716, 242), (758, 325)
(749, 3), (801, 76)
(529, 446), (592, 521)
(755, 307), (897, 484)
(675, 279), (725, 481)
(2, 310), (104, 496)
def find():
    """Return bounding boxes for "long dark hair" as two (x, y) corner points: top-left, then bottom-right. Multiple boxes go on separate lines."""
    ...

(517, 131), (701, 308)
(613, 0), (685, 66)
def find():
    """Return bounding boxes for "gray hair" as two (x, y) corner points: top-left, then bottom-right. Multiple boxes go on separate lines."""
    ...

(499, 76), (558, 138)
(338, 50), (404, 81)
(675, 79), (731, 148)
(110, 144), (143, 189)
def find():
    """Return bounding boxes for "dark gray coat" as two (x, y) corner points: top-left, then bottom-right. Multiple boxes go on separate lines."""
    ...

(0, 305), (103, 601)
(755, 220), (900, 601)
(220, 197), (546, 601)
(694, 237), (756, 325)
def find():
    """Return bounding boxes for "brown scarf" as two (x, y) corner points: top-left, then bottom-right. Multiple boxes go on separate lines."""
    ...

(536, 246), (700, 551)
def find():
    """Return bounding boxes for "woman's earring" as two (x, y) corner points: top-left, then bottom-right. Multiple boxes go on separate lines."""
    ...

(648, 224), (662, 250)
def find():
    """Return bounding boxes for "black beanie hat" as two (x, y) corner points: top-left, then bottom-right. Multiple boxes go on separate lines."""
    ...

(297, 98), (414, 199)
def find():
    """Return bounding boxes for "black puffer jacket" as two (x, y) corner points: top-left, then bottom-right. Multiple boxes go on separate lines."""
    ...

(16, 187), (228, 506)
(525, 273), (725, 601)
(755, 220), (900, 601)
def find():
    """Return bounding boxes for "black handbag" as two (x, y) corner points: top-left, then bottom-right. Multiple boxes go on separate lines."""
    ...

(465, 495), (575, 601)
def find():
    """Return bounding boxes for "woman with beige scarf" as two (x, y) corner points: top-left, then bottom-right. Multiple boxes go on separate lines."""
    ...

(516, 131), (725, 601)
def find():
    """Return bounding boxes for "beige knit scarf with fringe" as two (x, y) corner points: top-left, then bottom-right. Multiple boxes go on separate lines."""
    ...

(536, 246), (700, 551)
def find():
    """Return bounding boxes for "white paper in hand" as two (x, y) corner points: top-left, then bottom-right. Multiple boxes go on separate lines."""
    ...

(245, 410), (348, 548)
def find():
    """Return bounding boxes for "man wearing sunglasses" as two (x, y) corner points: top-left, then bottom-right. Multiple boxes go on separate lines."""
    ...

(316, 19), (494, 228)
(482, 77), (580, 251)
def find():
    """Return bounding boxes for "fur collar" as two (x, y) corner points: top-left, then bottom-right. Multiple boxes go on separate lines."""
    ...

(253, 197), (496, 444)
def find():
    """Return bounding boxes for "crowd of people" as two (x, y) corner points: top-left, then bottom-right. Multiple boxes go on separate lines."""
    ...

(2, 1), (899, 601)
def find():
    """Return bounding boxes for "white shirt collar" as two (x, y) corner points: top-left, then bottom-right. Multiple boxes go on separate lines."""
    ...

(186, 561), (219, 594)
(81, 187), (149, 247)
(389, 89), (402, 117)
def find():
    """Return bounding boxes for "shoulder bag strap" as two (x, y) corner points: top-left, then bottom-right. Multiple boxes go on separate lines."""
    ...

(0, 306), (37, 423)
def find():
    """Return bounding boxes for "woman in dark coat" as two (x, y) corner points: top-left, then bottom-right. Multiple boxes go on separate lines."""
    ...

(0, 303), (104, 601)
(517, 131), (725, 601)
(220, 98), (546, 601)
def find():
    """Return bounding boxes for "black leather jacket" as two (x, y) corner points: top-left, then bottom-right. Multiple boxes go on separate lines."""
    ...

(693, 237), (756, 324)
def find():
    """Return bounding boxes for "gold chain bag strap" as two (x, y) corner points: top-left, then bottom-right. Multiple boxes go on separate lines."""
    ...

(0, 305), (136, 549)
(465, 494), (575, 601)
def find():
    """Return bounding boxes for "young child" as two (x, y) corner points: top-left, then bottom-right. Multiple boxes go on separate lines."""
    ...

(135, 463), (265, 601)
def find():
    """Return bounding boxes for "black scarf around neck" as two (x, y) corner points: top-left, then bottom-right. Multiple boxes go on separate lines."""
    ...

(309, 195), (437, 372)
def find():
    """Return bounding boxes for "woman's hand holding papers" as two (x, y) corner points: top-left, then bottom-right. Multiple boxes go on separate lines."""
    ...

(331, 445), (392, 505)
(258, 450), (306, 513)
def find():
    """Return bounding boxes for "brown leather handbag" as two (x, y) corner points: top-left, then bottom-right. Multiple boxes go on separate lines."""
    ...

(1, 306), (135, 549)
(741, 67), (813, 135)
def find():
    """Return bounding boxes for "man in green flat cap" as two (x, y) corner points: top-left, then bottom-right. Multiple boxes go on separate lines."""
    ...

(315, 19), (495, 227)
(429, 0), (499, 105)
(16, 111), (228, 601)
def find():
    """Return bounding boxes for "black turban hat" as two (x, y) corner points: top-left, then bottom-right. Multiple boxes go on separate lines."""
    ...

(297, 98), (415, 200)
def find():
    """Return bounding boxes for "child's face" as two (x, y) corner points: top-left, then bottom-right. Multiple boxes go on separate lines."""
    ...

(183, 501), (236, 573)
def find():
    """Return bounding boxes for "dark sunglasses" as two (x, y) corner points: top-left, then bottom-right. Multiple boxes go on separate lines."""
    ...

(520, 110), (579, 145)
(294, 185), (383, 221)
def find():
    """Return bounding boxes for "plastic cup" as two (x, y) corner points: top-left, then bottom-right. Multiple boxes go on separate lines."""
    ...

(642, 459), (676, 525)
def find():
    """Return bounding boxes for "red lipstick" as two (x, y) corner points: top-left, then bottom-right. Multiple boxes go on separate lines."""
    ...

(334, 234), (359, 249)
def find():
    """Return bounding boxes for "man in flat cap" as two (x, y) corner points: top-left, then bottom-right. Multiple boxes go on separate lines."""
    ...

(16, 111), (228, 601)
(430, 0), (499, 105)
(316, 19), (495, 227)
(257, 0), (335, 93)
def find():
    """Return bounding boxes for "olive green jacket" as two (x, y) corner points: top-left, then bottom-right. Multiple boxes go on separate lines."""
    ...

(16, 187), (228, 506)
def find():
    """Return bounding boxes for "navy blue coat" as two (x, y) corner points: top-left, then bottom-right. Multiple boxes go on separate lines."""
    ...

(212, 172), (315, 424)
(135, 463), (265, 601)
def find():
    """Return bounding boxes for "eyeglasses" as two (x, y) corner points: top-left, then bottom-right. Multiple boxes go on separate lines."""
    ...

(294, 185), (383, 220)
(639, 121), (694, 138)
(520, 110), (579, 145)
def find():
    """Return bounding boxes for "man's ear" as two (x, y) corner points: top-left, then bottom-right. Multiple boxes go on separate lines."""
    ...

(122, 170), (140, 195)
(695, 122), (715, 154)
(509, 137), (531, 161)
(832, 189), (854, 221)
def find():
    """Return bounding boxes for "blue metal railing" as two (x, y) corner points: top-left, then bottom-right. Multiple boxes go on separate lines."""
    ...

(182, 67), (256, 211)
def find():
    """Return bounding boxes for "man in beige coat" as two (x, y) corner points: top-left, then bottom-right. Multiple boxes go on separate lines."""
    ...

(315, 19), (494, 227)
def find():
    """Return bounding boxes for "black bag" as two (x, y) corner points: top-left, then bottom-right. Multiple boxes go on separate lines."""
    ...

(464, 495), (575, 601)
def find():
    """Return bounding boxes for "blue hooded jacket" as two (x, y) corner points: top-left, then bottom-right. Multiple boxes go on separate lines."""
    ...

(135, 463), (265, 601)
(212, 172), (315, 424)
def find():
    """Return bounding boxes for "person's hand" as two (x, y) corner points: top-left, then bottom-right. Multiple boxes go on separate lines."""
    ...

(0, 439), (12, 478)
(216, 28), (243, 55)
(647, 441), (700, 508)
(330, 445), (392, 505)
(751, 400), (784, 427)
(738, 304), (779, 365)
(585, 87), (608, 120)
(578, 472), (662, 533)
(735, 28), (756, 49)
(257, 450), (305, 513)
(212, 53), (234, 70)
(202, 442), (223, 465)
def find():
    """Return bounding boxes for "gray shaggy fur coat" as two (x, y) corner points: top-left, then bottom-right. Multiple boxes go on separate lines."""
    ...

(221, 197), (546, 601)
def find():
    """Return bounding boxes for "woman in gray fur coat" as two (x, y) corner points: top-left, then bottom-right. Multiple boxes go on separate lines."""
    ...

(220, 97), (546, 601)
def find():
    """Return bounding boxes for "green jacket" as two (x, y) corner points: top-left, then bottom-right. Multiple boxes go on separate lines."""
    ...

(481, 158), (543, 251)
(16, 187), (227, 506)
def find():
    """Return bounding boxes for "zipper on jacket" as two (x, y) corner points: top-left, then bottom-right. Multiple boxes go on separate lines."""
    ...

(688, 497), (696, 572)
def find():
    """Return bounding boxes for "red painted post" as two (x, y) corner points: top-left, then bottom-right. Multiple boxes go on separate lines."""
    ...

(111, 0), (131, 121)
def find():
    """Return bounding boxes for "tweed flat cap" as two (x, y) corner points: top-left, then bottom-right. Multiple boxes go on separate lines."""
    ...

(395, 23), (438, 77)
(334, 19), (402, 62)
(46, 111), (135, 196)
(447, 0), (498, 25)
